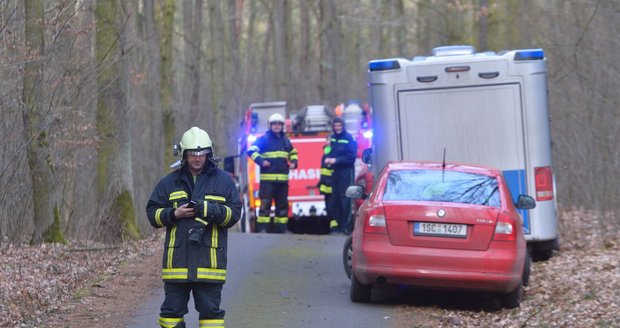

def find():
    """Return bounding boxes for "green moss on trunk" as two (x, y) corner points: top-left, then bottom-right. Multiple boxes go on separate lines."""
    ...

(43, 206), (67, 244)
(112, 189), (141, 241)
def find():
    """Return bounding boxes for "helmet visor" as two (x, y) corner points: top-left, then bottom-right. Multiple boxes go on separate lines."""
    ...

(185, 149), (211, 156)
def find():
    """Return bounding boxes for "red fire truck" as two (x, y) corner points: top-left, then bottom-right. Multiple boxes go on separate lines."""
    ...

(232, 101), (371, 234)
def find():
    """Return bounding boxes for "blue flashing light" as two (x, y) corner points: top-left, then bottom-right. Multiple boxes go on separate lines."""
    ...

(514, 49), (544, 61)
(363, 130), (373, 139)
(247, 134), (257, 143)
(369, 60), (401, 72)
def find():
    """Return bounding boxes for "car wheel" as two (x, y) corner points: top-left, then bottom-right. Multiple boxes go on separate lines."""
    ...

(500, 283), (522, 309)
(350, 273), (371, 303)
(522, 248), (531, 287)
(343, 236), (353, 280)
(532, 248), (553, 261)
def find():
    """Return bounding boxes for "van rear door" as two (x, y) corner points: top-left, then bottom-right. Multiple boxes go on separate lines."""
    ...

(396, 83), (531, 232)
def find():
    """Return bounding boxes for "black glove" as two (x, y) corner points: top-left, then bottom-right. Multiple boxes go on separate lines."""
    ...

(194, 201), (225, 224)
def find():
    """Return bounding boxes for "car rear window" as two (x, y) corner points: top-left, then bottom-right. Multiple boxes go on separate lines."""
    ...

(383, 169), (500, 207)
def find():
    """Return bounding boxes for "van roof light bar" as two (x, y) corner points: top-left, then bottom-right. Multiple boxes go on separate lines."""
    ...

(514, 49), (544, 61)
(369, 59), (401, 72)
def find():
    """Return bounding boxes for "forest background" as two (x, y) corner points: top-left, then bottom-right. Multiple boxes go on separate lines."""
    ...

(0, 0), (618, 245)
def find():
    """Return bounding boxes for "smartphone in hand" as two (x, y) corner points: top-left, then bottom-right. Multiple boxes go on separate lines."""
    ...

(187, 200), (197, 208)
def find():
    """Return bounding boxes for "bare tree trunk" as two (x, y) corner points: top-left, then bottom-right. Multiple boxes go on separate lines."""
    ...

(160, 0), (176, 165)
(23, 0), (65, 244)
(478, 0), (489, 50)
(188, 0), (203, 124)
(95, 0), (140, 242)
(319, 0), (340, 105)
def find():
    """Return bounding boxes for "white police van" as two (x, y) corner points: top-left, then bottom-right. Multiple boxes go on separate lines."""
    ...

(367, 45), (558, 259)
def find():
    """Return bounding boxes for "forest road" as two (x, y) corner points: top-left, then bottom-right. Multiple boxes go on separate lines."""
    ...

(128, 232), (396, 328)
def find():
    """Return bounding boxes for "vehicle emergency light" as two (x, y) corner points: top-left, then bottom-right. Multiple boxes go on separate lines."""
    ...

(369, 60), (400, 72)
(534, 166), (554, 201)
(514, 49), (544, 61)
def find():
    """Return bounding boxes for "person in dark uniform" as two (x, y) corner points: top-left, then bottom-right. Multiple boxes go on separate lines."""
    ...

(146, 127), (241, 328)
(324, 117), (357, 234)
(247, 113), (298, 233)
(318, 142), (334, 230)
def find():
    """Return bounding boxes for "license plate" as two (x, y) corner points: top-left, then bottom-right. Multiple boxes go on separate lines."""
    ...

(414, 222), (467, 238)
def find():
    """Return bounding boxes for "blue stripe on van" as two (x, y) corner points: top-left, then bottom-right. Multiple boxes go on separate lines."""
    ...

(502, 169), (530, 234)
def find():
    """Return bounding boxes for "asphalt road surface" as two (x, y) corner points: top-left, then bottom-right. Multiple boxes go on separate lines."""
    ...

(129, 232), (396, 328)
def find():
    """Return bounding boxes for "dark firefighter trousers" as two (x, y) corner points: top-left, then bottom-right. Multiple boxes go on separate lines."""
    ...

(159, 282), (224, 327)
(257, 182), (289, 233)
(328, 167), (354, 234)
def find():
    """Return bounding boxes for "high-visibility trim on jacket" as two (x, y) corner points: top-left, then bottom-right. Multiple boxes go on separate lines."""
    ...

(319, 184), (332, 194)
(260, 173), (289, 181)
(169, 191), (188, 200)
(159, 316), (184, 328)
(199, 319), (225, 328)
(319, 149), (334, 195)
(162, 267), (189, 280)
(274, 216), (288, 224)
(262, 151), (289, 158)
(206, 195), (226, 202)
(289, 148), (298, 161)
(330, 219), (339, 228)
(197, 267), (226, 281)
(166, 226), (177, 269)
(257, 216), (270, 223)
(155, 208), (165, 227)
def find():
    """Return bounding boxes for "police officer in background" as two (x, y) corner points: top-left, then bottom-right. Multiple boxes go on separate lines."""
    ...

(146, 127), (241, 328)
(324, 117), (357, 234)
(247, 113), (298, 233)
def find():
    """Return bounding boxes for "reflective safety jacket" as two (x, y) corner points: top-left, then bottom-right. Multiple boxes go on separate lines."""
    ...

(318, 146), (333, 195)
(247, 130), (298, 183)
(146, 163), (241, 284)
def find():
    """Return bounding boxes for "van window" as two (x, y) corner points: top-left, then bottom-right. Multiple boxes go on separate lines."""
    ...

(383, 169), (500, 207)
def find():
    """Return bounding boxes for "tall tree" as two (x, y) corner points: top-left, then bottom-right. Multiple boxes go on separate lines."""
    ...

(22, 0), (65, 244)
(159, 0), (176, 165)
(95, 0), (140, 241)
(319, 0), (340, 104)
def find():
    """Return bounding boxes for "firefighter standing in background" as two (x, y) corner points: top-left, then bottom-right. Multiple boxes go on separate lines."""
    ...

(318, 142), (334, 227)
(146, 127), (241, 328)
(247, 113), (298, 233)
(324, 117), (357, 234)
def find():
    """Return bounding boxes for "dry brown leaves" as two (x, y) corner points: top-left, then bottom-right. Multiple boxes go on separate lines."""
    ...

(0, 234), (159, 327)
(397, 209), (620, 327)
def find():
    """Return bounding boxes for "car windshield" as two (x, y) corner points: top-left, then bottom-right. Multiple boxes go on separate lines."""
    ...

(383, 169), (500, 207)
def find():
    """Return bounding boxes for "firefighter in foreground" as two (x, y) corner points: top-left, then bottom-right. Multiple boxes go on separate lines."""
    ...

(146, 127), (241, 328)
(324, 117), (357, 234)
(247, 113), (298, 233)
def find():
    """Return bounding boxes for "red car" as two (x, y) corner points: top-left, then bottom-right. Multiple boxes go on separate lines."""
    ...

(345, 161), (534, 308)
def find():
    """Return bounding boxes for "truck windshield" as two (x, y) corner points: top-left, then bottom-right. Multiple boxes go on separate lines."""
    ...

(383, 169), (500, 207)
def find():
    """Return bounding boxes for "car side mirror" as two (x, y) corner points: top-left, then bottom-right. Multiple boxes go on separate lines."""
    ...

(516, 195), (536, 210)
(345, 185), (365, 200)
(361, 148), (372, 164)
